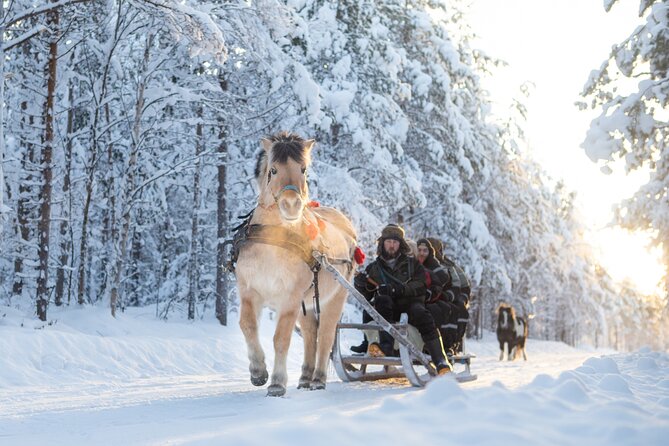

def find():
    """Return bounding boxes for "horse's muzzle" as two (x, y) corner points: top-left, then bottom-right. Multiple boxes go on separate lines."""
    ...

(278, 191), (304, 221)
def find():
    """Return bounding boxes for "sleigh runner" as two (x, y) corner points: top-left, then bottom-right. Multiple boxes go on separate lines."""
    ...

(332, 315), (477, 386)
(316, 253), (477, 386)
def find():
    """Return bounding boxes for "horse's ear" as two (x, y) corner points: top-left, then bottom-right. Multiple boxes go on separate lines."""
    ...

(261, 138), (273, 152)
(303, 139), (316, 153)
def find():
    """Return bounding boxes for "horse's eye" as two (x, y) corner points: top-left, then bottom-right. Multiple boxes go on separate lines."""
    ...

(270, 167), (277, 175)
(301, 167), (307, 174)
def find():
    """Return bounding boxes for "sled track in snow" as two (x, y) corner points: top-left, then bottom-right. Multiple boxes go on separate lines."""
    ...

(0, 375), (253, 418)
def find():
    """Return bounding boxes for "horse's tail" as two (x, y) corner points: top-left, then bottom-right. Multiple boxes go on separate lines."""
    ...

(521, 315), (529, 339)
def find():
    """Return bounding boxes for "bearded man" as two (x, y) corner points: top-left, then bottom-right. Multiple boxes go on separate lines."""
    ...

(353, 224), (452, 375)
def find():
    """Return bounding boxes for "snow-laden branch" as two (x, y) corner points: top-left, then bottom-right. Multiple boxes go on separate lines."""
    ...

(2, 0), (90, 28)
(2, 25), (48, 52)
(129, 0), (227, 64)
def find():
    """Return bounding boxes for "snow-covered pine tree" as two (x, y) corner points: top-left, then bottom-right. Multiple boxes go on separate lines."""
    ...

(580, 0), (669, 298)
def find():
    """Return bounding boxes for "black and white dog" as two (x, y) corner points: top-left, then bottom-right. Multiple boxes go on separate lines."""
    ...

(496, 303), (528, 361)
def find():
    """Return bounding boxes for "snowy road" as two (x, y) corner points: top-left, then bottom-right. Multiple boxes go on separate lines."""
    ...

(0, 341), (610, 444)
(1, 308), (667, 445)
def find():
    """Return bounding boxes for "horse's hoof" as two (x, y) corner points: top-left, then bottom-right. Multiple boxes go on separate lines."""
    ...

(309, 380), (326, 391)
(251, 370), (269, 386)
(267, 384), (286, 397)
(297, 377), (311, 389)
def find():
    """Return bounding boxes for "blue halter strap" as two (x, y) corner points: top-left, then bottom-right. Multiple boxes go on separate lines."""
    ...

(281, 184), (300, 194)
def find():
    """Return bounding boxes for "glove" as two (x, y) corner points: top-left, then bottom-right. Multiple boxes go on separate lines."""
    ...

(353, 273), (369, 291)
(376, 283), (392, 297)
(425, 288), (440, 304)
(457, 293), (470, 307)
(443, 289), (456, 303)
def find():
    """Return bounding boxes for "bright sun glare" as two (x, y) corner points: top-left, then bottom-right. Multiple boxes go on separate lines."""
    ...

(593, 228), (665, 295)
(466, 0), (666, 296)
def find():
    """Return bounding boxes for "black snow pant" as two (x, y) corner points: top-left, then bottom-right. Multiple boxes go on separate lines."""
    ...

(448, 289), (470, 353)
(453, 291), (469, 352)
(427, 300), (459, 353)
(374, 294), (440, 353)
(362, 309), (373, 324)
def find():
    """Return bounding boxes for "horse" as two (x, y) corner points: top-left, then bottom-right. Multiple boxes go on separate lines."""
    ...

(234, 131), (359, 397)
(496, 303), (528, 361)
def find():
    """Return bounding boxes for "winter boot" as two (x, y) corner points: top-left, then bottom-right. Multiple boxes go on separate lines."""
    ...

(367, 342), (384, 357)
(424, 337), (453, 376)
(368, 331), (395, 357)
(350, 337), (368, 354)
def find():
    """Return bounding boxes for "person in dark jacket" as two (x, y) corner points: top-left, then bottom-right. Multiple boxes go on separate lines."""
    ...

(427, 237), (471, 354)
(416, 238), (459, 355)
(353, 224), (452, 374)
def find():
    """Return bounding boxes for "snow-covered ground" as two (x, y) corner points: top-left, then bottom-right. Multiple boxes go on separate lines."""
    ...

(1, 305), (667, 445)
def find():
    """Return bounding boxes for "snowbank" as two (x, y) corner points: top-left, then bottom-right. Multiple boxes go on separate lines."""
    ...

(1, 305), (667, 445)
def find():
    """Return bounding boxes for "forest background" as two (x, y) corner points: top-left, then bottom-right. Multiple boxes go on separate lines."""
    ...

(0, 0), (666, 351)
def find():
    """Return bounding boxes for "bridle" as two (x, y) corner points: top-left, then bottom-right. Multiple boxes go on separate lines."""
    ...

(271, 184), (306, 207)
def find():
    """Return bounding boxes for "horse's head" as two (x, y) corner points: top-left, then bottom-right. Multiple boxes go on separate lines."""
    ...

(496, 303), (516, 329)
(255, 132), (314, 222)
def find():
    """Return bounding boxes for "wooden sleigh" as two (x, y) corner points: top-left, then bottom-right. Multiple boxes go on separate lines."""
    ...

(315, 253), (477, 386)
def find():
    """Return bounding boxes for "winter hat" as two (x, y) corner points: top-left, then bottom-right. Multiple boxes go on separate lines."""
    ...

(380, 224), (405, 242)
(377, 224), (411, 256)
(416, 238), (435, 258)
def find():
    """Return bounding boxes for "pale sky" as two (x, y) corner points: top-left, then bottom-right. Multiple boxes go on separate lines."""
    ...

(466, 0), (664, 294)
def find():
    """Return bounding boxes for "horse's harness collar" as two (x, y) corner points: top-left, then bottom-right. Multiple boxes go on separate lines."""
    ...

(225, 208), (353, 319)
(243, 223), (320, 270)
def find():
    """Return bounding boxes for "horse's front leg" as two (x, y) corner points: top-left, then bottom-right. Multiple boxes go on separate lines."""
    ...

(267, 308), (300, 397)
(239, 295), (268, 386)
(297, 310), (318, 390)
(498, 341), (505, 361)
(311, 290), (347, 390)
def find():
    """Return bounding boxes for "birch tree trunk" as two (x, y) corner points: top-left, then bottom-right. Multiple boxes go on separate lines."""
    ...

(187, 104), (203, 320)
(109, 31), (153, 317)
(98, 102), (116, 301)
(0, 1), (5, 223)
(55, 83), (74, 306)
(76, 1), (124, 306)
(13, 126), (34, 297)
(13, 34), (39, 298)
(77, 164), (95, 305)
(215, 75), (228, 326)
(36, 6), (59, 321)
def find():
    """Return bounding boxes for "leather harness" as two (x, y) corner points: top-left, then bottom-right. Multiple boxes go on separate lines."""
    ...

(223, 208), (354, 318)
